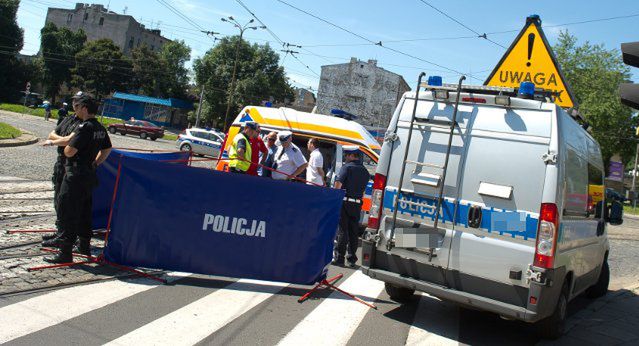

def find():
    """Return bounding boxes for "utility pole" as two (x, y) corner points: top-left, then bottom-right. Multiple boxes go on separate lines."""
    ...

(220, 16), (266, 131)
(195, 85), (205, 128)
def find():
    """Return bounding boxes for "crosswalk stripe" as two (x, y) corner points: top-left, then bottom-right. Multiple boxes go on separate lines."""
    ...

(0, 272), (189, 344)
(405, 293), (459, 345)
(104, 278), (288, 346)
(277, 270), (385, 346)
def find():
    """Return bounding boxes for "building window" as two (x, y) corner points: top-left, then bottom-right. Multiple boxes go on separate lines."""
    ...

(99, 17), (104, 25)
(83, 12), (88, 21)
(129, 37), (134, 49)
(67, 13), (73, 22)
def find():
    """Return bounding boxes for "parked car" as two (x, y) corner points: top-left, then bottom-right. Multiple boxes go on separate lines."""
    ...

(18, 92), (43, 107)
(108, 120), (165, 140)
(176, 128), (224, 157)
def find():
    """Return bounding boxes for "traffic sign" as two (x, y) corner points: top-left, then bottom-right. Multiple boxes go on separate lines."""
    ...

(26, 82), (31, 93)
(484, 15), (576, 108)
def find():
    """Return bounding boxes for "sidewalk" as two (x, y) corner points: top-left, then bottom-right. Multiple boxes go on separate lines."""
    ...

(0, 131), (38, 148)
(541, 283), (639, 345)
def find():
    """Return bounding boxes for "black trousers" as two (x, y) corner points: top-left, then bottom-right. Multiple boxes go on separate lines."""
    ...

(56, 166), (97, 243)
(335, 201), (362, 261)
(51, 157), (65, 229)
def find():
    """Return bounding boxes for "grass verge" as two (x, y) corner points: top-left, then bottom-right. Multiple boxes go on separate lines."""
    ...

(623, 204), (639, 216)
(0, 122), (22, 139)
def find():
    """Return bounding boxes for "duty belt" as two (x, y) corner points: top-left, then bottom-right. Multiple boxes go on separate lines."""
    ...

(343, 197), (362, 203)
(65, 162), (93, 169)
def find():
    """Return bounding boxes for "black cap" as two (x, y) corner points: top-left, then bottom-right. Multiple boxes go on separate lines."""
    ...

(243, 121), (258, 130)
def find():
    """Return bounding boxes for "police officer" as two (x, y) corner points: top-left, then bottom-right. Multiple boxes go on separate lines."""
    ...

(57, 102), (69, 125)
(333, 145), (370, 267)
(41, 106), (81, 245)
(228, 122), (258, 174)
(44, 92), (112, 263)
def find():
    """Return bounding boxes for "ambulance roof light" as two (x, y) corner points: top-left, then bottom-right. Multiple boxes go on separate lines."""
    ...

(427, 76), (443, 87)
(518, 81), (535, 99)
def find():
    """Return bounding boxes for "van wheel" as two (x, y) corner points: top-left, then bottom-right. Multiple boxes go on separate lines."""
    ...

(586, 260), (609, 298)
(385, 282), (415, 303)
(536, 282), (568, 339)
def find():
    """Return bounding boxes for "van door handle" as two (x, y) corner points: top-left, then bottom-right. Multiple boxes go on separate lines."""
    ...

(468, 205), (482, 228)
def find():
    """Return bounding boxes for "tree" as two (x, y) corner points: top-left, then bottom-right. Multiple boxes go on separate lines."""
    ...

(159, 40), (191, 99)
(71, 39), (132, 99)
(554, 31), (638, 167)
(131, 45), (164, 96)
(40, 22), (86, 103)
(194, 36), (294, 128)
(0, 0), (24, 101)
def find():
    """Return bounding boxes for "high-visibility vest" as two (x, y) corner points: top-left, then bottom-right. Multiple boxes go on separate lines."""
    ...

(228, 132), (252, 171)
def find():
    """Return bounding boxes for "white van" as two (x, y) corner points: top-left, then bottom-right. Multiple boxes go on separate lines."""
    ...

(360, 75), (623, 339)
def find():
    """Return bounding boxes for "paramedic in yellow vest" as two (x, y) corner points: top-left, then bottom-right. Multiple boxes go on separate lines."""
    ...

(229, 121), (258, 173)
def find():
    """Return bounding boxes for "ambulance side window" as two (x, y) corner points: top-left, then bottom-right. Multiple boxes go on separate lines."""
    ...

(563, 147), (588, 218)
(362, 154), (377, 177)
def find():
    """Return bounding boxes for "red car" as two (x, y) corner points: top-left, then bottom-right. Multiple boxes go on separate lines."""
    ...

(108, 120), (165, 140)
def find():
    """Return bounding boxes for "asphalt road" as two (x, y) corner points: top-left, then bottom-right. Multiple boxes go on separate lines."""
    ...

(0, 111), (217, 180)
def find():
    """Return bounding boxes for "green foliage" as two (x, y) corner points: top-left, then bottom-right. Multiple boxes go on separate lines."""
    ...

(0, 103), (46, 117)
(194, 36), (294, 128)
(40, 22), (87, 103)
(131, 45), (164, 96)
(0, 0), (25, 102)
(71, 39), (132, 99)
(553, 31), (637, 166)
(159, 40), (191, 99)
(0, 122), (21, 139)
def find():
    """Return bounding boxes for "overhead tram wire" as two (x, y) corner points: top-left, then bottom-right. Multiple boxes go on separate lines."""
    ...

(416, 0), (506, 49)
(274, 0), (473, 80)
(234, 0), (321, 81)
(155, 0), (217, 43)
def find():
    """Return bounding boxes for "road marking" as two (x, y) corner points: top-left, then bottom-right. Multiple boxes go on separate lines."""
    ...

(105, 278), (288, 346)
(0, 273), (189, 344)
(405, 293), (459, 345)
(277, 271), (385, 346)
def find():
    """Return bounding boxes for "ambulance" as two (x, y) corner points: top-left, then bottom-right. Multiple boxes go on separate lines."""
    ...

(216, 106), (381, 225)
(360, 75), (623, 339)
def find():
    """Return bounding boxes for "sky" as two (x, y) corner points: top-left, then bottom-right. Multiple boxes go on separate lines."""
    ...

(15, 0), (639, 92)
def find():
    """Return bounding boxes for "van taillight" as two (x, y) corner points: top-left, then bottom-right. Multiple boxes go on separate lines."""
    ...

(368, 173), (387, 229)
(533, 203), (558, 269)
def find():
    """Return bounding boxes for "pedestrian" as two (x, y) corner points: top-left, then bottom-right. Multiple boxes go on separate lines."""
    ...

(332, 145), (370, 267)
(41, 110), (81, 244)
(43, 101), (51, 121)
(56, 102), (69, 125)
(43, 92), (112, 263)
(228, 121), (258, 174)
(247, 124), (267, 176)
(306, 138), (326, 186)
(260, 131), (278, 177)
(272, 131), (307, 181)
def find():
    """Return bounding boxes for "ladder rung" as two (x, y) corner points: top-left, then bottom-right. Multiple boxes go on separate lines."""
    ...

(404, 160), (444, 169)
(415, 118), (457, 127)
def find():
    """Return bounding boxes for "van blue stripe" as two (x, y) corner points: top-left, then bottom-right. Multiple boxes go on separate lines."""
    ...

(383, 189), (537, 241)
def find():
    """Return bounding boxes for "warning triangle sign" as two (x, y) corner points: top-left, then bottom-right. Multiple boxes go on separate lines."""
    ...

(484, 16), (576, 108)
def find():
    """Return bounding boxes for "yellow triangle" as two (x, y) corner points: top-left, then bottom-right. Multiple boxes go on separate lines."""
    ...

(485, 21), (575, 108)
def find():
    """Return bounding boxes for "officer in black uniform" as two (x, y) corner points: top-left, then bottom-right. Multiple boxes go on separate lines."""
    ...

(44, 92), (112, 263)
(41, 110), (81, 244)
(333, 145), (370, 267)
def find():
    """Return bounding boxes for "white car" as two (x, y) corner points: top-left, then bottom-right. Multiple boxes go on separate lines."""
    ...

(176, 128), (225, 157)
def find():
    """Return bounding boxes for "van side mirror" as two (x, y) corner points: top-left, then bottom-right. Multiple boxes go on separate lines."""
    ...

(605, 200), (624, 225)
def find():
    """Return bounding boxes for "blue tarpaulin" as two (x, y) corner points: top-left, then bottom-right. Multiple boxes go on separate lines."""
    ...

(103, 155), (344, 285)
(92, 149), (190, 229)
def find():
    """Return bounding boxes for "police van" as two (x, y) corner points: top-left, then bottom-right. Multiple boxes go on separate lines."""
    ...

(360, 74), (623, 338)
(217, 106), (381, 225)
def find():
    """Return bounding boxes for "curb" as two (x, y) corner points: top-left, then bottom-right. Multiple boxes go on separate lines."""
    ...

(0, 131), (39, 148)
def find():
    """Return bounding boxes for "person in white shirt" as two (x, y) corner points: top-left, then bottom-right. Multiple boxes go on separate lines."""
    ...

(306, 138), (325, 186)
(272, 131), (307, 181)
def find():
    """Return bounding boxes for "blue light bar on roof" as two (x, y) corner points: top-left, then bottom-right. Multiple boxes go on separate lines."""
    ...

(519, 82), (535, 99)
(427, 76), (443, 87)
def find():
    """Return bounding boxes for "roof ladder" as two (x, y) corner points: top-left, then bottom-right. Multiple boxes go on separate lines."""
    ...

(387, 74), (466, 256)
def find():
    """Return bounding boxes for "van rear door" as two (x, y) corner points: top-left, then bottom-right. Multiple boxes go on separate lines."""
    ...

(382, 97), (469, 271)
(449, 105), (552, 287)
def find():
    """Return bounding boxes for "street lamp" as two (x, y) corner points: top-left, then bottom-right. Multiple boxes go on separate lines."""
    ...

(221, 16), (266, 130)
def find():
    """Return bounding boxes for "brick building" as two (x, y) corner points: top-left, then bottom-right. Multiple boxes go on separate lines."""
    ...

(316, 58), (410, 128)
(45, 3), (171, 56)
